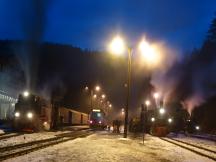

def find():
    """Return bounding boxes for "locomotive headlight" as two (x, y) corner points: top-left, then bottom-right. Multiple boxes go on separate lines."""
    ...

(168, 118), (172, 123)
(159, 108), (165, 114)
(23, 91), (29, 97)
(151, 117), (155, 122)
(15, 112), (20, 117)
(27, 112), (33, 119)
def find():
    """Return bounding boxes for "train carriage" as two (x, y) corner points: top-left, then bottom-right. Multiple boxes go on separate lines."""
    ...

(89, 109), (107, 129)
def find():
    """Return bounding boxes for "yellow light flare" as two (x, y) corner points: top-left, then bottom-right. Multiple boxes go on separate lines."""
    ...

(95, 86), (101, 91)
(138, 38), (162, 67)
(153, 92), (159, 99)
(102, 94), (106, 99)
(145, 100), (150, 106)
(109, 36), (126, 55)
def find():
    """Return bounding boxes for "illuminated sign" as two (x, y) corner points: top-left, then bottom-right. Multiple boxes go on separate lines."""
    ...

(92, 109), (101, 112)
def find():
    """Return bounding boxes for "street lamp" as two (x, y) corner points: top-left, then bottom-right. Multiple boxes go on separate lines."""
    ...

(151, 117), (155, 122)
(85, 86), (89, 91)
(102, 94), (106, 99)
(95, 86), (101, 91)
(109, 35), (159, 138)
(121, 108), (125, 115)
(109, 36), (131, 138)
(195, 125), (200, 130)
(85, 85), (102, 111)
(145, 100), (150, 108)
(93, 94), (97, 99)
(153, 92), (159, 99)
(168, 118), (172, 123)
(139, 38), (161, 66)
(109, 36), (126, 55)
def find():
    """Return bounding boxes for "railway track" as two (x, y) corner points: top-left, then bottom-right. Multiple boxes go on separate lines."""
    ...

(159, 137), (216, 161)
(0, 130), (92, 161)
(0, 133), (23, 140)
(190, 134), (216, 142)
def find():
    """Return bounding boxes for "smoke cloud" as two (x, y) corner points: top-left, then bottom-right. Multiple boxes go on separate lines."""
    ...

(14, 0), (50, 92)
(151, 40), (216, 114)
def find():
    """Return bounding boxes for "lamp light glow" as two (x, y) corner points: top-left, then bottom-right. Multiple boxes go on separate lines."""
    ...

(109, 36), (126, 55)
(23, 91), (29, 97)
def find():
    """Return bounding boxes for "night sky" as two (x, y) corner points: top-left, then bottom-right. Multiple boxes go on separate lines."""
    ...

(0, 0), (216, 52)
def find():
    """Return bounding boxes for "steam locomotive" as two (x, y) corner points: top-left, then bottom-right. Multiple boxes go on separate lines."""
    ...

(148, 108), (173, 136)
(13, 91), (89, 132)
(13, 91), (52, 131)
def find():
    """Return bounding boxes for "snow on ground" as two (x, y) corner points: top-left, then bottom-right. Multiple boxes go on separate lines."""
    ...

(4, 131), (214, 162)
(0, 131), (72, 147)
(0, 129), (5, 134)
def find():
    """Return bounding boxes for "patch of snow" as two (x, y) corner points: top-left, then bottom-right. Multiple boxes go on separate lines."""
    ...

(4, 132), (214, 162)
(0, 129), (5, 134)
(0, 131), (72, 148)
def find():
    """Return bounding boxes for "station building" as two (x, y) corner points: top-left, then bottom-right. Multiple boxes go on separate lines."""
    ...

(0, 90), (17, 120)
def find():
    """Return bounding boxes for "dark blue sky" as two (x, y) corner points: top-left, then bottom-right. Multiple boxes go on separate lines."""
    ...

(0, 0), (216, 52)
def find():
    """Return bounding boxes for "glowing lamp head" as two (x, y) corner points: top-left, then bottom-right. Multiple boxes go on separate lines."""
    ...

(145, 100), (150, 106)
(195, 126), (200, 130)
(27, 112), (33, 119)
(153, 92), (159, 99)
(93, 94), (97, 99)
(99, 121), (102, 124)
(109, 36), (126, 55)
(159, 108), (165, 114)
(138, 38), (161, 66)
(95, 86), (101, 91)
(151, 117), (155, 122)
(168, 118), (172, 123)
(23, 91), (29, 97)
(102, 94), (106, 99)
(15, 112), (20, 117)
(85, 86), (89, 91)
(90, 120), (93, 124)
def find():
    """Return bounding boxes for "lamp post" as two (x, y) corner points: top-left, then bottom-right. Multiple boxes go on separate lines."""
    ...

(109, 35), (160, 138)
(124, 48), (132, 138)
(109, 36), (131, 138)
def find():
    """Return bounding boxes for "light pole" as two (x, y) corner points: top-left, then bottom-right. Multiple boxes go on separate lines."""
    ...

(109, 35), (160, 138)
(109, 36), (131, 138)
(124, 48), (132, 138)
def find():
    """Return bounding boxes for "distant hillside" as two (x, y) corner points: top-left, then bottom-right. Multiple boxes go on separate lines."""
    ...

(0, 40), (151, 114)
